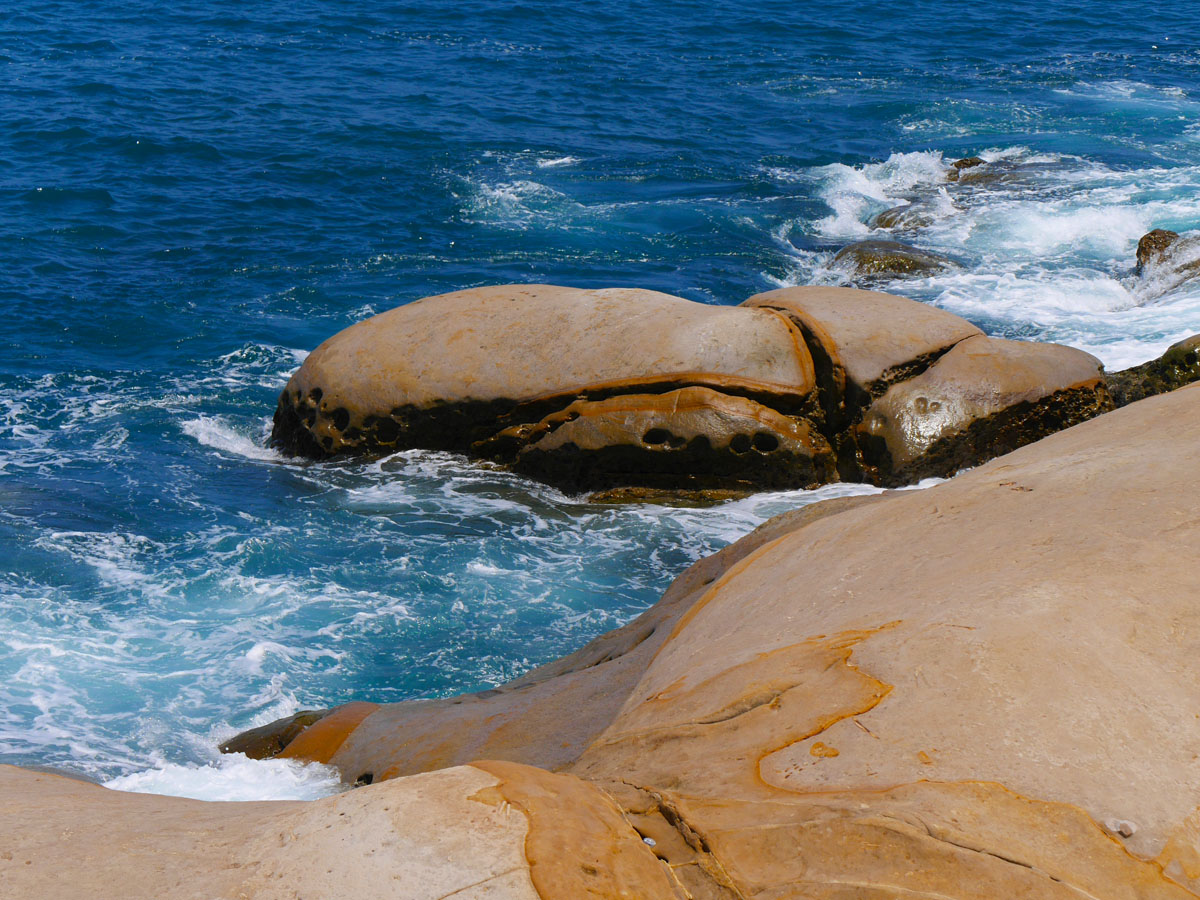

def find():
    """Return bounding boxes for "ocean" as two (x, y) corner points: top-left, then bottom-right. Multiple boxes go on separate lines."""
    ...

(2, 0), (1198, 799)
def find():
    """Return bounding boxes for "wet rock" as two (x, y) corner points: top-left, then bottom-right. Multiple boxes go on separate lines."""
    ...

(949, 155), (986, 174)
(1132, 230), (1200, 298)
(271, 283), (1110, 495)
(1135, 228), (1180, 271)
(870, 202), (936, 229)
(830, 239), (961, 281)
(1106, 334), (1200, 407)
(217, 708), (331, 759)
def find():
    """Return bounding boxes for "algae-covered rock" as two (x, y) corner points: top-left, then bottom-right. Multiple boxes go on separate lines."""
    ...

(830, 239), (961, 281)
(1106, 334), (1200, 407)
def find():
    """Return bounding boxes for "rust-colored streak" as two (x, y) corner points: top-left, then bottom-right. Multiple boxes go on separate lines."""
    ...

(471, 760), (680, 900)
(277, 701), (379, 765)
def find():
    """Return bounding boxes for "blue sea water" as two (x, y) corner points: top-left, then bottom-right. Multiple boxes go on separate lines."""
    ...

(3, 1), (1200, 798)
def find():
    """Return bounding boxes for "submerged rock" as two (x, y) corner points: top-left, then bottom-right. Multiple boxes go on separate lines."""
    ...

(209, 384), (1200, 897)
(829, 239), (961, 281)
(870, 202), (936, 229)
(270, 283), (1110, 494)
(1106, 334), (1200, 407)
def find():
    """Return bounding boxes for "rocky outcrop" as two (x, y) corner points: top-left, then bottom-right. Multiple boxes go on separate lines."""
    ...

(199, 382), (1200, 898)
(1106, 334), (1200, 407)
(270, 284), (1111, 492)
(829, 239), (960, 281)
(1132, 228), (1200, 298)
(1137, 228), (1181, 271)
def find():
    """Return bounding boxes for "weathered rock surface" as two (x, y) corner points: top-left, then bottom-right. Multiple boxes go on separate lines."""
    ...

(210, 382), (1200, 897)
(829, 238), (961, 280)
(857, 333), (1110, 483)
(272, 283), (1112, 492)
(1107, 334), (1200, 407)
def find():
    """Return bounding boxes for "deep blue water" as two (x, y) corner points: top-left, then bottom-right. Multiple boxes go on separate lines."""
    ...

(3, 1), (1199, 797)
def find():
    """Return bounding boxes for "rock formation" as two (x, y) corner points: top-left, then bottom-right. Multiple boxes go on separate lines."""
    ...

(828, 239), (961, 281)
(269, 284), (1112, 492)
(13, 382), (1200, 898)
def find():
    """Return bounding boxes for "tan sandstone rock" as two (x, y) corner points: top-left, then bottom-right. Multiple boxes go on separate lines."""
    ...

(271, 282), (1113, 493)
(252, 383), (1200, 897)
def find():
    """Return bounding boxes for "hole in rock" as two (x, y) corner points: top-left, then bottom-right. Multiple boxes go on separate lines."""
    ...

(730, 433), (752, 454)
(331, 407), (350, 431)
(355, 772), (374, 786)
(309, 387), (323, 402)
(643, 428), (671, 445)
(752, 432), (779, 452)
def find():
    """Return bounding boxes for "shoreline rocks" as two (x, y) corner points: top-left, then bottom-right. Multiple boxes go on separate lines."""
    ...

(270, 283), (1112, 493)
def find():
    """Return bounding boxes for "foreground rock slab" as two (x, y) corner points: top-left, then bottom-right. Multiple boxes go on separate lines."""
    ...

(271, 283), (1111, 492)
(230, 382), (1200, 897)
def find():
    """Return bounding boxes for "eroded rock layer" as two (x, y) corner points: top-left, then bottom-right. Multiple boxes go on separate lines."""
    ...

(272, 283), (1114, 492)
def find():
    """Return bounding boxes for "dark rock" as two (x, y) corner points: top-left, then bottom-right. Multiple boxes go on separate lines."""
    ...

(1105, 335), (1200, 408)
(218, 709), (331, 760)
(946, 156), (986, 180)
(830, 240), (961, 281)
(1135, 229), (1181, 272)
(871, 203), (935, 230)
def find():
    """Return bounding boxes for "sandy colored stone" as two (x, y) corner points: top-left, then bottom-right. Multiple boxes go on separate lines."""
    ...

(742, 285), (982, 395)
(858, 332), (1110, 481)
(0, 763), (539, 900)
(583, 384), (1200, 874)
(274, 284), (816, 456)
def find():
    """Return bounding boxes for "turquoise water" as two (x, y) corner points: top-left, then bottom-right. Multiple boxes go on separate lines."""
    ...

(3, 1), (1199, 797)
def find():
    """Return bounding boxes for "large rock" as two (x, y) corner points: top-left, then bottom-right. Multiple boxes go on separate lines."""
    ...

(857, 333), (1110, 483)
(272, 284), (1113, 493)
(225, 383), (1200, 897)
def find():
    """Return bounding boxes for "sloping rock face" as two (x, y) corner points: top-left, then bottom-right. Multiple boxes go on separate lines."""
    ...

(211, 383), (1200, 898)
(271, 284), (1112, 491)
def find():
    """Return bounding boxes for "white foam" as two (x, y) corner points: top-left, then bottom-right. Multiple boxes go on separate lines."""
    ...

(537, 155), (580, 168)
(103, 753), (346, 801)
(182, 416), (280, 461)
